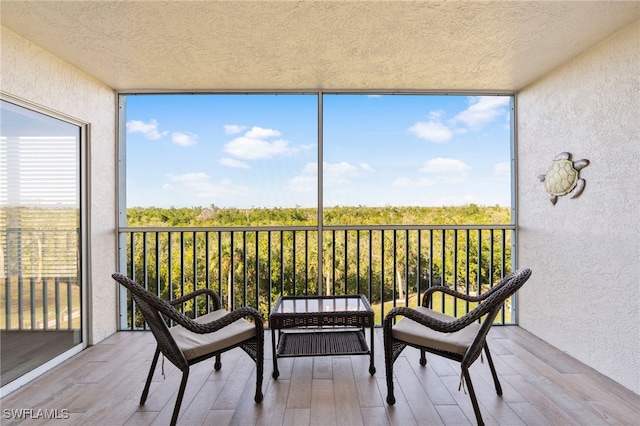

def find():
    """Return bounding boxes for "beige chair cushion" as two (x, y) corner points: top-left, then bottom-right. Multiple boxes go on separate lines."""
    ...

(170, 310), (256, 360)
(392, 306), (480, 355)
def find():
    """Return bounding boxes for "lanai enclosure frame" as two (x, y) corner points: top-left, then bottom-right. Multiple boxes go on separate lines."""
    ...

(0, 1), (638, 398)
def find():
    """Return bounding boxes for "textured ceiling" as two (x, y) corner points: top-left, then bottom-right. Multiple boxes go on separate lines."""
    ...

(1, 1), (639, 92)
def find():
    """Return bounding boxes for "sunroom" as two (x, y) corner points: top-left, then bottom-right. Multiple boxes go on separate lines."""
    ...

(1, 1), (638, 425)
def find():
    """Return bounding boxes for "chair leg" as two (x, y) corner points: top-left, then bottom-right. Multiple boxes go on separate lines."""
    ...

(463, 367), (485, 426)
(140, 347), (160, 405)
(170, 369), (189, 426)
(383, 329), (396, 404)
(214, 354), (221, 371)
(271, 329), (280, 379)
(419, 349), (427, 366)
(255, 337), (264, 403)
(484, 343), (502, 395)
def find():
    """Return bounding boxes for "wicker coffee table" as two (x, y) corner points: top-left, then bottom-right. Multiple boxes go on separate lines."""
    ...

(269, 295), (376, 379)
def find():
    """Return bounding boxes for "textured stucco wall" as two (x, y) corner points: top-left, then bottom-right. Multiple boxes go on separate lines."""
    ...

(517, 20), (639, 393)
(1, 26), (118, 345)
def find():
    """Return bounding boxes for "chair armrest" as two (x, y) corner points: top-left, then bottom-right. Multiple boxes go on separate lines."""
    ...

(164, 305), (264, 335)
(422, 286), (482, 307)
(168, 288), (222, 311)
(384, 306), (476, 334)
(422, 270), (521, 307)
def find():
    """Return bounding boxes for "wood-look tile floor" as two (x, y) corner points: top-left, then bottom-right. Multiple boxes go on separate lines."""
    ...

(2, 326), (639, 425)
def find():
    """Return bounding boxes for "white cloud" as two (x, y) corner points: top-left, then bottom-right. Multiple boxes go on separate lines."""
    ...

(359, 163), (374, 173)
(420, 158), (470, 174)
(324, 162), (358, 184)
(245, 126), (281, 139)
(408, 111), (453, 143)
(286, 162), (316, 192)
(225, 136), (297, 160)
(219, 157), (250, 169)
(429, 110), (444, 120)
(452, 96), (510, 129)
(224, 124), (246, 135)
(171, 131), (198, 147)
(287, 174), (317, 193)
(286, 161), (373, 192)
(287, 162), (318, 192)
(408, 121), (453, 143)
(419, 158), (471, 184)
(224, 126), (310, 160)
(126, 119), (167, 140)
(324, 161), (373, 185)
(408, 97), (510, 144)
(301, 162), (317, 174)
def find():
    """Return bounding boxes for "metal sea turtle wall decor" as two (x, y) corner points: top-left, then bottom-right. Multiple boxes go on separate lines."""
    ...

(538, 152), (589, 205)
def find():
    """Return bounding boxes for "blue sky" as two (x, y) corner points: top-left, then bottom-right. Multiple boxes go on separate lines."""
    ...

(125, 94), (512, 209)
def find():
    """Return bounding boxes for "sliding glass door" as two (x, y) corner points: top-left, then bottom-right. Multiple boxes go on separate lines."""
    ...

(0, 99), (84, 388)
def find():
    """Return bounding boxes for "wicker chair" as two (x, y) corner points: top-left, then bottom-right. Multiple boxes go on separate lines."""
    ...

(112, 273), (264, 426)
(383, 268), (532, 426)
